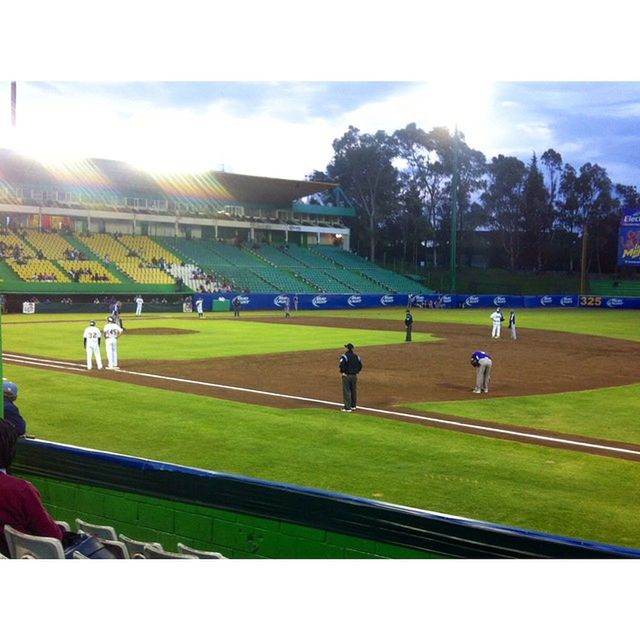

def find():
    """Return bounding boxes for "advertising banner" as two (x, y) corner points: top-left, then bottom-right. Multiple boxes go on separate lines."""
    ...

(198, 291), (638, 312)
(618, 208), (640, 266)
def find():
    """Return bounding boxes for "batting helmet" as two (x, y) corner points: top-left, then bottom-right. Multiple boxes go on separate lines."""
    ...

(3, 380), (18, 400)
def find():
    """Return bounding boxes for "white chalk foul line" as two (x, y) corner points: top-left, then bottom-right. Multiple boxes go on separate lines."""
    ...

(5, 353), (640, 458)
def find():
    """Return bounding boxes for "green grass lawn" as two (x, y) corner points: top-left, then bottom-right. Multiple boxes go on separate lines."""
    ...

(9, 363), (640, 549)
(3, 307), (640, 549)
(1, 314), (436, 360)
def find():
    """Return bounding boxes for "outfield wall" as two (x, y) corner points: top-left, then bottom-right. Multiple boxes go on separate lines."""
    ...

(13, 439), (640, 559)
(199, 292), (640, 311)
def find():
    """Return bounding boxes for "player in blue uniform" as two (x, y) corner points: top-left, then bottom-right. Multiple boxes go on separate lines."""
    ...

(470, 350), (492, 393)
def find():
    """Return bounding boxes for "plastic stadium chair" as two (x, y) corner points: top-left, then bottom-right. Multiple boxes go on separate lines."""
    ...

(4, 525), (65, 559)
(75, 518), (118, 541)
(143, 544), (197, 559)
(119, 534), (163, 559)
(56, 521), (71, 532)
(72, 551), (89, 559)
(100, 539), (130, 559)
(177, 542), (228, 559)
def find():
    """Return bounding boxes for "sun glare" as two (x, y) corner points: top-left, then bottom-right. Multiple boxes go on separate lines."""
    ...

(420, 80), (495, 147)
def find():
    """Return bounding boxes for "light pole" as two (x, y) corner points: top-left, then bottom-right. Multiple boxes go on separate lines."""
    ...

(449, 127), (459, 293)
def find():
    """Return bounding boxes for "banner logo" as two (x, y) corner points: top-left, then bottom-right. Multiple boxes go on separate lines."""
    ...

(493, 296), (507, 305)
(464, 296), (479, 307)
(540, 295), (553, 306)
(312, 295), (328, 308)
(606, 298), (624, 307)
(560, 296), (575, 306)
(347, 295), (362, 307)
(380, 295), (395, 305)
(273, 295), (289, 307)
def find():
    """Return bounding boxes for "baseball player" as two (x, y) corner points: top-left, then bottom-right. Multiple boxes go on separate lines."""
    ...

(283, 296), (291, 318)
(293, 295), (299, 312)
(508, 310), (517, 340)
(103, 315), (123, 369)
(195, 297), (204, 318)
(83, 320), (103, 370)
(490, 308), (504, 338)
(470, 350), (492, 393)
(404, 309), (413, 342)
(135, 295), (144, 316)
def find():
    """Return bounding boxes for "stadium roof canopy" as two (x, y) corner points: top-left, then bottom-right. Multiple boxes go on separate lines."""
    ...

(0, 149), (339, 207)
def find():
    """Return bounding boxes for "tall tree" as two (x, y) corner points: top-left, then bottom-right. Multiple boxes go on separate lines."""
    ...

(522, 153), (549, 270)
(319, 126), (399, 262)
(482, 155), (527, 269)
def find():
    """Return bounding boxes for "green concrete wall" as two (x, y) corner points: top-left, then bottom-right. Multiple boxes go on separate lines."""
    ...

(23, 473), (439, 559)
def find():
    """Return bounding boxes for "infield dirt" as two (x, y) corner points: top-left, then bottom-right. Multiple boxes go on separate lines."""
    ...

(109, 315), (640, 460)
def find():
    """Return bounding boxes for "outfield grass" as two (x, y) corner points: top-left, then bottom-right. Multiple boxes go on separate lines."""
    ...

(3, 307), (640, 548)
(1, 314), (436, 360)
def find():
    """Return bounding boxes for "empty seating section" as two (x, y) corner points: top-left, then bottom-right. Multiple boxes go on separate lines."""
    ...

(283, 244), (334, 268)
(78, 233), (129, 262)
(589, 279), (640, 297)
(23, 230), (76, 259)
(118, 234), (181, 266)
(312, 245), (421, 293)
(294, 267), (354, 293)
(251, 244), (305, 269)
(251, 267), (316, 293)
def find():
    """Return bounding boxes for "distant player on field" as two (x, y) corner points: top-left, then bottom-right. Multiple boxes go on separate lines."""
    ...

(508, 310), (517, 340)
(135, 295), (144, 316)
(490, 308), (504, 338)
(195, 297), (204, 318)
(83, 320), (103, 370)
(103, 316), (123, 369)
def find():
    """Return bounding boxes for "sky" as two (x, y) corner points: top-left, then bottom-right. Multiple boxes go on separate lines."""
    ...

(1, 1), (640, 192)
(2, 80), (640, 190)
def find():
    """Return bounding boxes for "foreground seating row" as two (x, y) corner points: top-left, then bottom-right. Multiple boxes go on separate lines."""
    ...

(2, 517), (228, 559)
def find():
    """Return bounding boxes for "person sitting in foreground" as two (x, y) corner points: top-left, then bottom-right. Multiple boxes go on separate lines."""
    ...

(0, 419), (65, 556)
(3, 380), (26, 437)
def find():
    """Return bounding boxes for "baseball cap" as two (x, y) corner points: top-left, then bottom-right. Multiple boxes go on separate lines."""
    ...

(345, 343), (354, 350)
(89, 320), (96, 326)
(107, 316), (114, 322)
(3, 380), (18, 399)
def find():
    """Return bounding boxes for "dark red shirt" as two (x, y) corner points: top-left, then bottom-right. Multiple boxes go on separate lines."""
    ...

(0, 472), (64, 556)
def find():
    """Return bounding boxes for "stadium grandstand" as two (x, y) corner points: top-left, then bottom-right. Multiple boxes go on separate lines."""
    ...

(0, 148), (424, 302)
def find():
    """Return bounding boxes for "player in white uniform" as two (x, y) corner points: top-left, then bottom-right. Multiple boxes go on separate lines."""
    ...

(490, 308), (504, 338)
(195, 297), (204, 318)
(83, 321), (103, 370)
(135, 295), (144, 316)
(103, 316), (123, 369)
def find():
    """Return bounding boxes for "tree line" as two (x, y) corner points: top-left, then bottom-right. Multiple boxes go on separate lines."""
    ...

(309, 124), (640, 275)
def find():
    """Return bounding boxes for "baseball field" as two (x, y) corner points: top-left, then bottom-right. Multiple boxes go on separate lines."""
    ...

(3, 306), (640, 550)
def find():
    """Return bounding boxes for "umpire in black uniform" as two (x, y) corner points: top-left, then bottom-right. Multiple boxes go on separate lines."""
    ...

(404, 309), (413, 342)
(339, 343), (363, 412)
